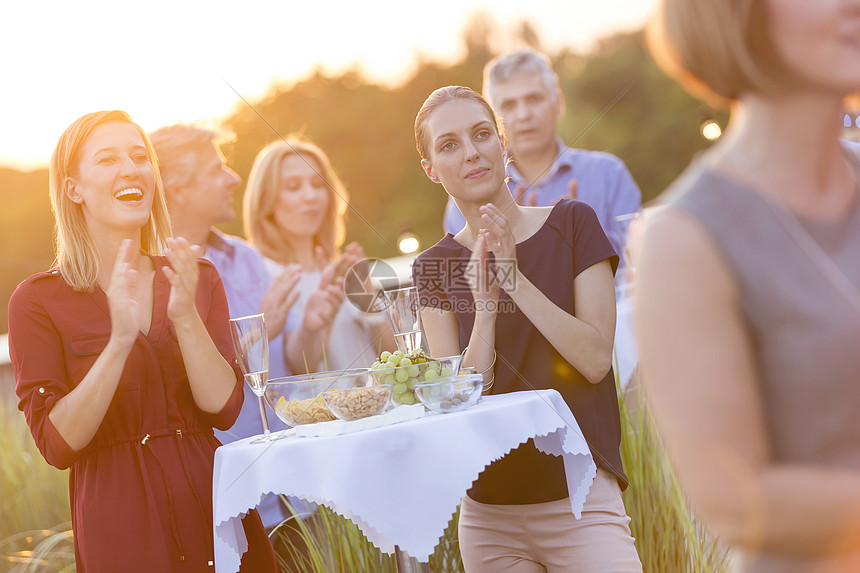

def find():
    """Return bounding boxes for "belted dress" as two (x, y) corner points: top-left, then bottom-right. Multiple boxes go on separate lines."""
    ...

(8, 257), (277, 572)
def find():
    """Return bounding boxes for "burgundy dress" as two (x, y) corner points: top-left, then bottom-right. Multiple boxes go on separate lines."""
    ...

(8, 257), (277, 572)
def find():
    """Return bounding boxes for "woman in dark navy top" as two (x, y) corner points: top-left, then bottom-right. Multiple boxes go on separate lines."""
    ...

(412, 86), (642, 572)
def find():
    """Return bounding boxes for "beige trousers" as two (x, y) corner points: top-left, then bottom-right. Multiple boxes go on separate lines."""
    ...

(458, 469), (643, 572)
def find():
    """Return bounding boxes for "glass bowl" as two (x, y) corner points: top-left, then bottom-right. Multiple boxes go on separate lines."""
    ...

(369, 354), (464, 406)
(323, 384), (391, 421)
(264, 368), (374, 427)
(413, 374), (484, 414)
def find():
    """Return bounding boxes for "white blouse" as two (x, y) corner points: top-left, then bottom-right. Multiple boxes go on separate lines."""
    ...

(265, 258), (386, 374)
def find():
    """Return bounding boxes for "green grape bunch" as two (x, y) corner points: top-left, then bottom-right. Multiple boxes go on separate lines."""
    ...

(370, 348), (456, 405)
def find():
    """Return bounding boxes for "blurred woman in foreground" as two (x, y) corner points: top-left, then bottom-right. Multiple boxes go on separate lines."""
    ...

(638, 1), (860, 571)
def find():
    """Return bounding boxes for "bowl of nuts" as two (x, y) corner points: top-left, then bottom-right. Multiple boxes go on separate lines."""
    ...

(323, 384), (391, 421)
(413, 374), (484, 414)
(265, 368), (375, 427)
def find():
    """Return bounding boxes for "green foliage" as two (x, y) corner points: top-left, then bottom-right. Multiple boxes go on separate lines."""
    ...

(427, 509), (464, 573)
(270, 501), (396, 573)
(0, 398), (72, 572)
(0, 167), (55, 330)
(556, 31), (727, 206)
(0, 23), (713, 330)
(618, 371), (731, 572)
(0, 524), (75, 573)
(0, 398), (70, 542)
(270, 499), (464, 573)
(219, 28), (491, 263)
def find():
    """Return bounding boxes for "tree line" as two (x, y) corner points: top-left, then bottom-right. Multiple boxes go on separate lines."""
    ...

(0, 22), (722, 331)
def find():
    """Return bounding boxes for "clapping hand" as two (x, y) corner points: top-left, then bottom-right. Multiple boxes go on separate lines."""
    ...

(560, 179), (578, 203)
(259, 264), (301, 341)
(466, 232), (500, 311)
(162, 237), (203, 325)
(302, 247), (346, 332)
(479, 203), (518, 292)
(514, 182), (537, 207)
(514, 179), (578, 206)
(332, 242), (363, 279)
(107, 239), (141, 350)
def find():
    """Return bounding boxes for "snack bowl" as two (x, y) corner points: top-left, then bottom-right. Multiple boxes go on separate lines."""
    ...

(370, 354), (464, 406)
(323, 384), (392, 421)
(413, 374), (484, 414)
(264, 368), (374, 427)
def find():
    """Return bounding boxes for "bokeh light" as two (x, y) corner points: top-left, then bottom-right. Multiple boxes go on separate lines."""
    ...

(701, 120), (722, 141)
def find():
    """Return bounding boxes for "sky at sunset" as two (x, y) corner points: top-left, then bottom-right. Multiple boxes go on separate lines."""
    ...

(0, 0), (657, 169)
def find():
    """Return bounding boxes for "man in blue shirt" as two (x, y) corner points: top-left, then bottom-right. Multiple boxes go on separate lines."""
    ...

(150, 125), (300, 527)
(443, 49), (642, 261)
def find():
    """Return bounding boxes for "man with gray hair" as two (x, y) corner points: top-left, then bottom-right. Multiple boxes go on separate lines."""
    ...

(443, 48), (641, 261)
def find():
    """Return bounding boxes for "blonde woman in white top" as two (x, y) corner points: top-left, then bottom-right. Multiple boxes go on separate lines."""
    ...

(244, 138), (394, 373)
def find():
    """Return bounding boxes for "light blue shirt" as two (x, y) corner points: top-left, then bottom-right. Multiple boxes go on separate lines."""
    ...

(443, 140), (642, 260)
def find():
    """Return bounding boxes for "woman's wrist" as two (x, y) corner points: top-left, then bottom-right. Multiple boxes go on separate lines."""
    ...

(504, 269), (531, 302)
(296, 321), (328, 352)
(105, 334), (136, 357)
(461, 345), (497, 393)
(299, 312), (326, 333)
(473, 306), (499, 323)
(495, 261), (519, 292)
(169, 311), (205, 336)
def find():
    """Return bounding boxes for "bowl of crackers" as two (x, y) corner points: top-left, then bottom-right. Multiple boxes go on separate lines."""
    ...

(265, 368), (377, 427)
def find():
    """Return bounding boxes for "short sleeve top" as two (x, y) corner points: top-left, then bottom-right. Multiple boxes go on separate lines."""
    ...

(413, 200), (626, 504)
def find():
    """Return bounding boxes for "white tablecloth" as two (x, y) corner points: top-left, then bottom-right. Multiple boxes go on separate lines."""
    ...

(213, 389), (596, 572)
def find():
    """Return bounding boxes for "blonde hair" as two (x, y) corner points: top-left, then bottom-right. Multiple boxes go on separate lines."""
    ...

(646, 0), (792, 107)
(243, 138), (348, 264)
(414, 85), (505, 161)
(49, 110), (171, 292)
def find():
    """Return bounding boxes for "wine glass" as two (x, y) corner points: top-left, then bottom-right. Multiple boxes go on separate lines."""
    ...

(229, 313), (283, 443)
(383, 286), (425, 354)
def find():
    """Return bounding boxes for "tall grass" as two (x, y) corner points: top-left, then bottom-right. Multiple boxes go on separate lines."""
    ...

(618, 370), (731, 572)
(0, 396), (72, 572)
(270, 500), (396, 573)
(0, 524), (75, 573)
(0, 398), (70, 539)
(270, 498), (464, 573)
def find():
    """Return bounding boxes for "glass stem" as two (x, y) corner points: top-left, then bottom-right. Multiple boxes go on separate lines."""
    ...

(258, 395), (271, 435)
